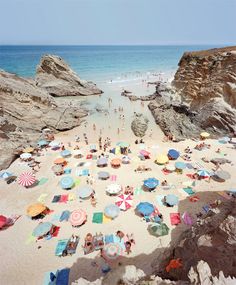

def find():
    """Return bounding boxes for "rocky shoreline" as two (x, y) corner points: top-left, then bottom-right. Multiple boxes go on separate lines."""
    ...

(0, 55), (102, 170)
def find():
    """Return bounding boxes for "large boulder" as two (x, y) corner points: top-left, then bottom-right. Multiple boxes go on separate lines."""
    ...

(35, 54), (102, 97)
(131, 113), (149, 137)
(0, 70), (87, 170)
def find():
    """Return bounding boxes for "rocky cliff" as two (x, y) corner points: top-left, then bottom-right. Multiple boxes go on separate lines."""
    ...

(36, 55), (102, 97)
(149, 46), (236, 140)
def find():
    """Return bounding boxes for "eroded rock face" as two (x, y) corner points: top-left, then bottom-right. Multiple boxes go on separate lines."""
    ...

(36, 54), (102, 97)
(149, 46), (236, 139)
(0, 70), (87, 170)
(131, 113), (149, 137)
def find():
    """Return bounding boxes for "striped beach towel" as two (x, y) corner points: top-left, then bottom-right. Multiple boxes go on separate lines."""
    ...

(110, 175), (117, 181)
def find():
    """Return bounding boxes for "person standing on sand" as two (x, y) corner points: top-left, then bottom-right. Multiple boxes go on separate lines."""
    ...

(117, 128), (120, 135)
(93, 123), (96, 131)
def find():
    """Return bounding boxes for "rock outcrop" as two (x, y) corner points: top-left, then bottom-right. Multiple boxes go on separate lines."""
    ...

(0, 70), (87, 170)
(131, 113), (149, 137)
(149, 46), (236, 140)
(36, 55), (102, 97)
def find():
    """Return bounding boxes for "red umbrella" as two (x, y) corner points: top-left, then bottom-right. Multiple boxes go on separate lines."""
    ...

(115, 194), (133, 211)
(69, 209), (87, 226)
(0, 215), (7, 228)
(18, 172), (36, 187)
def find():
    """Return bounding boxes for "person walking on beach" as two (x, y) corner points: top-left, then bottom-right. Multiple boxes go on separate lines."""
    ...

(117, 128), (120, 135)
(93, 123), (96, 131)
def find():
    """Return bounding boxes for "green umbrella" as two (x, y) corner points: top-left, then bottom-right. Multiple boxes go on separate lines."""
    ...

(148, 223), (169, 237)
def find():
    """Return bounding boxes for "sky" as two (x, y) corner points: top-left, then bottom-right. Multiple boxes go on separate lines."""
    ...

(0, 0), (235, 45)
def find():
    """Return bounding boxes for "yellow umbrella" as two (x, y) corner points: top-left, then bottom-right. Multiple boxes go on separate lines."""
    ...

(155, 154), (169, 165)
(27, 203), (47, 217)
(23, 147), (34, 153)
(200, 132), (210, 138)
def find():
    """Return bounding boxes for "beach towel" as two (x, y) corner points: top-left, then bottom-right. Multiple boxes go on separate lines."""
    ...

(86, 154), (92, 159)
(25, 233), (36, 244)
(156, 195), (165, 206)
(162, 169), (170, 175)
(37, 177), (49, 186)
(51, 213), (61, 222)
(64, 168), (71, 174)
(105, 234), (114, 244)
(186, 174), (195, 179)
(52, 195), (61, 203)
(217, 191), (231, 200)
(202, 205), (210, 213)
(60, 210), (70, 222)
(56, 268), (70, 285)
(92, 212), (103, 224)
(186, 163), (193, 169)
(74, 179), (81, 186)
(55, 239), (69, 256)
(59, 195), (68, 203)
(183, 187), (195, 195)
(82, 169), (89, 176)
(68, 192), (76, 201)
(103, 214), (112, 223)
(134, 187), (144, 196)
(110, 175), (117, 182)
(52, 226), (60, 238)
(113, 235), (125, 250)
(43, 271), (57, 285)
(189, 195), (200, 202)
(182, 212), (193, 225)
(37, 193), (48, 203)
(170, 213), (181, 225)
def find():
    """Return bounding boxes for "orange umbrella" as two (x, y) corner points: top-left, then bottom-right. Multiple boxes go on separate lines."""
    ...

(23, 147), (34, 153)
(111, 158), (121, 166)
(27, 203), (47, 217)
(54, 158), (66, 165)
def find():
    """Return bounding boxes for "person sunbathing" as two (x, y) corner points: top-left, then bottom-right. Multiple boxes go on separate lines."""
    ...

(116, 230), (125, 241)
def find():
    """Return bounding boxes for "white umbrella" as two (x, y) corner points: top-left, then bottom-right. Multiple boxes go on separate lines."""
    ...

(106, 184), (122, 195)
(20, 153), (32, 160)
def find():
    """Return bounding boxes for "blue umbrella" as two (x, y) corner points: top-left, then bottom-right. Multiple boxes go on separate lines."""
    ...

(0, 171), (13, 179)
(143, 178), (159, 189)
(175, 161), (186, 170)
(61, 150), (71, 157)
(197, 170), (211, 177)
(32, 222), (53, 237)
(77, 186), (93, 199)
(168, 149), (180, 160)
(165, 194), (179, 206)
(60, 176), (74, 189)
(97, 157), (108, 166)
(37, 140), (48, 147)
(104, 204), (120, 219)
(98, 171), (110, 179)
(136, 202), (155, 216)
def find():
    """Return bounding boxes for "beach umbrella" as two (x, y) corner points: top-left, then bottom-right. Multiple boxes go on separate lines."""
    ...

(122, 156), (131, 164)
(175, 161), (186, 170)
(18, 172), (36, 187)
(69, 209), (87, 226)
(98, 171), (110, 180)
(49, 141), (60, 148)
(0, 171), (13, 179)
(106, 184), (122, 195)
(23, 147), (34, 153)
(52, 164), (63, 174)
(200, 132), (210, 138)
(27, 203), (47, 217)
(102, 243), (123, 260)
(77, 186), (93, 199)
(20, 152), (32, 160)
(104, 204), (120, 219)
(136, 202), (155, 216)
(155, 154), (169, 165)
(37, 140), (48, 147)
(211, 158), (230, 165)
(165, 194), (179, 206)
(60, 150), (71, 157)
(116, 142), (129, 148)
(60, 176), (74, 189)
(197, 170), (211, 178)
(115, 194), (133, 211)
(165, 165), (176, 172)
(0, 215), (7, 229)
(74, 149), (83, 157)
(54, 158), (66, 165)
(97, 157), (108, 167)
(168, 149), (180, 160)
(218, 137), (230, 144)
(148, 223), (169, 237)
(143, 178), (159, 190)
(140, 150), (150, 158)
(111, 158), (121, 167)
(32, 222), (53, 237)
(215, 170), (231, 180)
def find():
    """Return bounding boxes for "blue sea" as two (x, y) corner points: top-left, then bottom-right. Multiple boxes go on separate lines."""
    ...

(0, 45), (219, 83)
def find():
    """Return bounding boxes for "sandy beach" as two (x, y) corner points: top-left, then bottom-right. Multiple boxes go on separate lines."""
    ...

(0, 78), (235, 285)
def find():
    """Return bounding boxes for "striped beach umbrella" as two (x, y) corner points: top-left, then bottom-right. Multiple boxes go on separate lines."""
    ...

(18, 172), (36, 187)
(102, 243), (123, 260)
(115, 194), (133, 211)
(197, 170), (211, 178)
(69, 209), (87, 226)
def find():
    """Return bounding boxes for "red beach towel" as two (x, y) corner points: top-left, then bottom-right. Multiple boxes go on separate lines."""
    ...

(52, 226), (60, 237)
(59, 195), (68, 203)
(170, 213), (181, 225)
